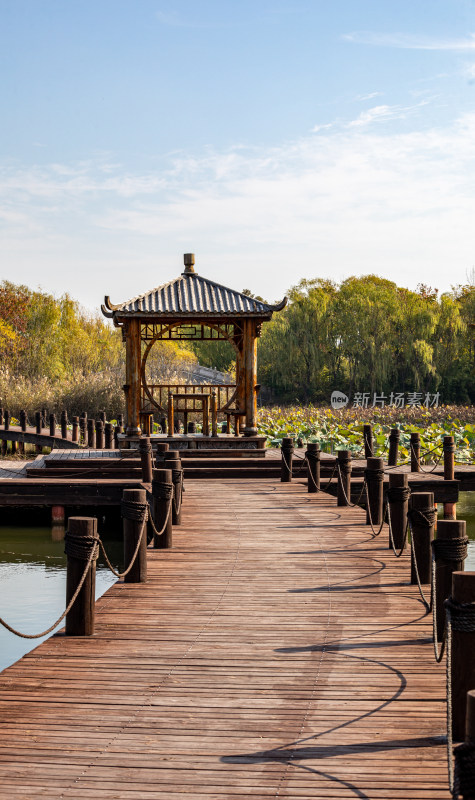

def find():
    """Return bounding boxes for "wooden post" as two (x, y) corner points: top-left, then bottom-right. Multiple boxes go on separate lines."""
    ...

(20, 410), (27, 432)
(444, 435), (456, 520)
(188, 421), (197, 434)
(114, 425), (121, 449)
(211, 391), (218, 437)
(306, 442), (320, 494)
(167, 394), (174, 438)
(202, 395), (210, 436)
(409, 492), (435, 585)
(122, 488), (147, 584)
(387, 473), (410, 551)
(151, 468), (173, 548)
(434, 520), (467, 642)
(410, 432), (421, 472)
(226, 414), (231, 433)
(124, 318), (142, 436)
(72, 416), (79, 443)
(105, 422), (114, 449)
(51, 505), (65, 525)
(234, 415), (240, 437)
(87, 419), (95, 449)
(450, 572), (475, 741)
(61, 410), (68, 439)
(95, 420), (105, 449)
(337, 450), (352, 506)
(243, 319), (258, 436)
(0, 408), (3, 425)
(221, 421), (228, 434)
(79, 415), (87, 445)
(139, 437), (153, 483)
(99, 411), (106, 423)
(35, 411), (42, 434)
(155, 442), (169, 463)
(49, 413), (56, 437)
(65, 517), (97, 636)
(117, 413), (124, 428)
(453, 690), (475, 799)
(387, 428), (400, 467)
(281, 437), (294, 483)
(4, 409), (10, 431)
(165, 451), (183, 526)
(363, 424), (373, 458)
(365, 457), (384, 527)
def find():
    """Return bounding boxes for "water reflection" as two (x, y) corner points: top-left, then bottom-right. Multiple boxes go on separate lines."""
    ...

(0, 524), (122, 673)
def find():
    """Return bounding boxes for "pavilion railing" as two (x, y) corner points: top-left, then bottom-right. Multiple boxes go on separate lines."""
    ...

(141, 384), (237, 415)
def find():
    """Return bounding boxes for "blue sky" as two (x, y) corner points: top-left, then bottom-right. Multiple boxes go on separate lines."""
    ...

(1, 0), (475, 309)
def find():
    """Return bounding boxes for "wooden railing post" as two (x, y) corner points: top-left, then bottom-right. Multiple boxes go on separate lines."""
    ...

(281, 437), (294, 483)
(306, 442), (320, 494)
(105, 422), (114, 449)
(409, 492), (435, 585)
(20, 410), (27, 432)
(117, 413), (124, 429)
(387, 473), (410, 551)
(139, 437), (153, 484)
(4, 409), (10, 431)
(79, 414), (87, 445)
(151, 468), (173, 548)
(410, 432), (421, 472)
(61, 410), (68, 439)
(387, 428), (400, 467)
(337, 450), (352, 506)
(87, 419), (95, 449)
(444, 435), (456, 520)
(164, 451), (183, 526)
(450, 572), (475, 741)
(49, 413), (56, 437)
(211, 391), (218, 437)
(0, 408), (3, 425)
(95, 420), (105, 449)
(122, 488), (147, 584)
(72, 416), (79, 443)
(365, 457), (384, 527)
(453, 690), (475, 798)
(65, 517), (97, 636)
(363, 424), (373, 458)
(99, 411), (106, 423)
(167, 395), (174, 437)
(35, 411), (42, 433)
(434, 520), (468, 642)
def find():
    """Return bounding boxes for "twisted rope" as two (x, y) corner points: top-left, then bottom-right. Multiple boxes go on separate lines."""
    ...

(0, 531), (99, 639)
(335, 462), (367, 508)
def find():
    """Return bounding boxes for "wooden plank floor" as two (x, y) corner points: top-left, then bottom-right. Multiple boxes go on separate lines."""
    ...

(0, 479), (449, 799)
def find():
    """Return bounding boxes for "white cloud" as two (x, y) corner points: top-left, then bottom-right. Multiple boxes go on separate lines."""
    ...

(354, 92), (383, 102)
(343, 31), (475, 51)
(1, 113), (475, 306)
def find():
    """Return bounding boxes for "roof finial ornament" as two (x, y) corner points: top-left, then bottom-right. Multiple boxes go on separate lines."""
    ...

(183, 253), (195, 275)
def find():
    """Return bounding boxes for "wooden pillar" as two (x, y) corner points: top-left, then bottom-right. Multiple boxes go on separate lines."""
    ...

(387, 428), (400, 467)
(125, 319), (142, 436)
(363, 424), (373, 458)
(444, 435), (457, 519)
(365, 457), (384, 527)
(65, 517), (97, 636)
(211, 391), (218, 437)
(434, 519), (467, 642)
(234, 322), (245, 436)
(409, 492), (435, 585)
(306, 442), (320, 493)
(151, 468), (173, 549)
(167, 395), (174, 438)
(337, 450), (352, 506)
(123, 488), (147, 584)
(387, 473), (410, 551)
(243, 319), (258, 436)
(450, 572), (475, 741)
(410, 432), (421, 472)
(454, 690), (475, 799)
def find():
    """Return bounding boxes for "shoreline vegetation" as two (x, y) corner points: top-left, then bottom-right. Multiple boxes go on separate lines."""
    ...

(0, 277), (473, 462)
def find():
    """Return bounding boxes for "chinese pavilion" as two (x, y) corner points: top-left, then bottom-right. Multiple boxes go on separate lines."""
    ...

(102, 254), (286, 444)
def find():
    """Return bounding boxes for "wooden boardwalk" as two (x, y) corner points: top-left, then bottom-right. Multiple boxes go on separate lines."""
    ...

(0, 478), (449, 799)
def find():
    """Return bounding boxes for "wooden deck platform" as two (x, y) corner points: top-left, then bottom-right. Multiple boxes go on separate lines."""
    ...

(0, 478), (449, 798)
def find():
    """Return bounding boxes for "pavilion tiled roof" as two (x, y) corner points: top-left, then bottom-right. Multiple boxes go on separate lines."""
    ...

(102, 261), (286, 319)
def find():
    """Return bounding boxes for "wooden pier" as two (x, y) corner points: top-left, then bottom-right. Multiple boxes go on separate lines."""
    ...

(0, 477), (449, 799)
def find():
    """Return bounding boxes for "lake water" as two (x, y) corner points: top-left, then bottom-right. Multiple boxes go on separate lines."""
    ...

(1, 494), (475, 674)
(0, 525), (122, 672)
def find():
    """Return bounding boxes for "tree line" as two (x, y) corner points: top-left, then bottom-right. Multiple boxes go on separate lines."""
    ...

(0, 275), (474, 413)
(257, 275), (475, 404)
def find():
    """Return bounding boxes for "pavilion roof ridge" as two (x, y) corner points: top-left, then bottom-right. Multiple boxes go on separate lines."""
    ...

(102, 270), (287, 318)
